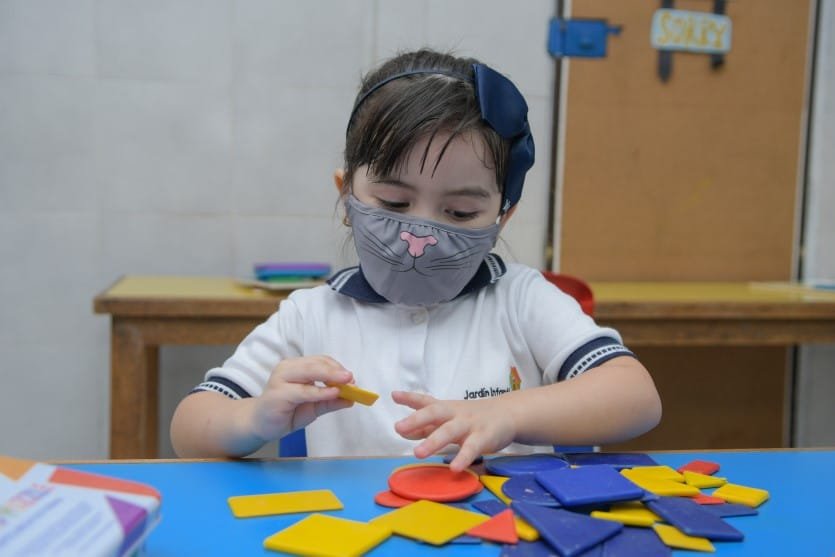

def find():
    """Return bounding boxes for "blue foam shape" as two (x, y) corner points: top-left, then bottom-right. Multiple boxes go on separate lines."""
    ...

(500, 539), (561, 556)
(601, 527), (671, 557)
(701, 502), (759, 518)
(511, 502), (622, 557)
(646, 496), (744, 541)
(535, 465), (645, 507)
(564, 452), (658, 470)
(472, 498), (509, 516)
(502, 475), (562, 507)
(485, 454), (569, 477)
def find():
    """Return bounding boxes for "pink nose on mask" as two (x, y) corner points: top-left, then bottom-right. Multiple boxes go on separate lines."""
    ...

(400, 231), (438, 257)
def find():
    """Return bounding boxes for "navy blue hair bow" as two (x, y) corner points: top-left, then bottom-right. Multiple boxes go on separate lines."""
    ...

(347, 64), (535, 213)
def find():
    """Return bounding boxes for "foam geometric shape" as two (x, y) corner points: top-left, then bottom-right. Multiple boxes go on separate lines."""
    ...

(371, 499), (488, 545)
(652, 524), (715, 552)
(677, 460), (720, 476)
(471, 499), (540, 542)
(682, 471), (727, 489)
(646, 496), (743, 541)
(512, 502), (622, 557)
(480, 474), (513, 504)
(228, 489), (343, 518)
(601, 526), (671, 556)
(467, 508), (519, 544)
(623, 466), (684, 482)
(712, 483), (769, 507)
(591, 502), (660, 527)
(485, 454), (568, 477)
(263, 513), (390, 557)
(536, 465), (644, 506)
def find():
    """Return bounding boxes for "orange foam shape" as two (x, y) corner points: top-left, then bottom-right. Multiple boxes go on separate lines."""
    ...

(467, 509), (519, 544)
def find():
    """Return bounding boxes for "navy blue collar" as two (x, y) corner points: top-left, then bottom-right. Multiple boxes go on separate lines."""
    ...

(328, 253), (507, 304)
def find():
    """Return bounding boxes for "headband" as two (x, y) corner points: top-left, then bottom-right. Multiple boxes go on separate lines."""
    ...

(346, 64), (535, 213)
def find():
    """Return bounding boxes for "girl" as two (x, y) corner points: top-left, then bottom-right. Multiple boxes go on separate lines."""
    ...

(171, 49), (661, 471)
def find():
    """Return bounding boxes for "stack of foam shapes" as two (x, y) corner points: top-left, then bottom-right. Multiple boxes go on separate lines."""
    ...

(388, 463), (482, 502)
(677, 460), (720, 475)
(712, 483), (770, 507)
(511, 501), (623, 557)
(590, 502), (661, 527)
(370, 499), (488, 545)
(499, 540), (559, 556)
(623, 465), (685, 482)
(646, 496), (744, 541)
(466, 508), (519, 544)
(535, 465), (645, 507)
(652, 523), (715, 552)
(227, 489), (343, 518)
(692, 494), (725, 505)
(471, 499), (540, 541)
(563, 452), (659, 470)
(373, 490), (413, 508)
(254, 262), (331, 282)
(502, 474), (562, 507)
(0, 455), (161, 557)
(599, 526), (671, 557)
(263, 513), (390, 557)
(485, 453), (569, 476)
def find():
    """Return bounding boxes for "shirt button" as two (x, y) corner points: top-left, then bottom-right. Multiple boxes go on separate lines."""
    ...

(411, 311), (427, 324)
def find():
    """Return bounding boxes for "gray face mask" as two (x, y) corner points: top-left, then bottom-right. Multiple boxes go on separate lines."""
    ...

(345, 195), (499, 306)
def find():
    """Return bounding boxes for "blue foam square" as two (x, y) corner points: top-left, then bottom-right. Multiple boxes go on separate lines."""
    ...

(646, 496), (744, 541)
(535, 465), (644, 507)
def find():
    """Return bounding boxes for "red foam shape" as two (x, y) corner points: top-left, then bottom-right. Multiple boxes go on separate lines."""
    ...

(388, 465), (482, 502)
(677, 460), (720, 476)
(374, 490), (415, 508)
(692, 494), (725, 505)
(467, 508), (519, 544)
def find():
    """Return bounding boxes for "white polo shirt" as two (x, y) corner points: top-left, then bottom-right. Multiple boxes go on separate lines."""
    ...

(196, 263), (631, 457)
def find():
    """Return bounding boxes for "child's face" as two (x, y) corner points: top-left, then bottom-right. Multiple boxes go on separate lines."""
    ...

(351, 131), (503, 229)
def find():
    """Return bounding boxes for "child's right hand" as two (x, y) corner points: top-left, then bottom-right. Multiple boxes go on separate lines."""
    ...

(248, 356), (355, 442)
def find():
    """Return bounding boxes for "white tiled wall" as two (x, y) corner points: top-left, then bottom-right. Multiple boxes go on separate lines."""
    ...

(0, 0), (557, 459)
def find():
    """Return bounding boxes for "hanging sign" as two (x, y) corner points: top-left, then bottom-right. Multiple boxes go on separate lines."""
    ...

(651, 8), (732, 54)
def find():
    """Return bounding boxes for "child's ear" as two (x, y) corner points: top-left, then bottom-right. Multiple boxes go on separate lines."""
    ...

(333, 169), (345, 193)
(498, 204), (517, 230)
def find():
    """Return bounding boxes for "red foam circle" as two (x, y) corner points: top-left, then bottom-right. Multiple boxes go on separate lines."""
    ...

(388, 464), (482, 502)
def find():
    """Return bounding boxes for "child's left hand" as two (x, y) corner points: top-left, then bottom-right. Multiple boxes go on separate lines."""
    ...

(392, 390), (517, 472)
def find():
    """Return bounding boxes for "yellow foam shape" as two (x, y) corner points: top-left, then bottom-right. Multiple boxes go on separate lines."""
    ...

(264, 513), (390, 557)
(653, 523), (715, 552)
(712, 483), (769, 507)
(625, 465), (684, 482)
(228, 489), (343, 518)
(513, 516), (540, 542)
(592, 502), (660, 527)
(683, 470), (727, 489)
(479, 475), (512, 505)
(370, 499), (488, 545)
(621, 472), (700, 497)
(328, 383), (379, 406)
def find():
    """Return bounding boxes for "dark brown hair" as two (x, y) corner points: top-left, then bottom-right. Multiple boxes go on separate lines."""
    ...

(343, 49), (509, 196)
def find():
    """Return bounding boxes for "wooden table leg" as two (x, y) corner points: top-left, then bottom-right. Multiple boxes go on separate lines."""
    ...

(110, 319), (159, 459)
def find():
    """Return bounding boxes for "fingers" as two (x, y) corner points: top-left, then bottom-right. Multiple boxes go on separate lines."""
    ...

(447, 439), (482, 472)
(276, 356), (353, 386)
(413, 420), (468, 459)
(394, 400), (450, 438)
(392, 390), (436, 410)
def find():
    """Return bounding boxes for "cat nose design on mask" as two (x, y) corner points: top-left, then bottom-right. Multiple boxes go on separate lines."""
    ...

(400, 231), (438, 258)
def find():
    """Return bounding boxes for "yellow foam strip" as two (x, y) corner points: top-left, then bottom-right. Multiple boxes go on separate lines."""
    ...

(683, 471), (727, 489)
(712, 483), (770, 507)
(653, 524), (715, 552)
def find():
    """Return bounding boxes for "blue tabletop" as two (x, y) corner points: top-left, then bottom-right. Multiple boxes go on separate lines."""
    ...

(68, 450), (835, 556)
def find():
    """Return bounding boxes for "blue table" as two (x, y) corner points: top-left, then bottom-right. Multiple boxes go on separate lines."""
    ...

(69, 450), (835, 556)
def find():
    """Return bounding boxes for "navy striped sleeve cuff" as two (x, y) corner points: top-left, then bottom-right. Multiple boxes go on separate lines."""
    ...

(557, 337), (635, 381)
(190, 376), (252, 400)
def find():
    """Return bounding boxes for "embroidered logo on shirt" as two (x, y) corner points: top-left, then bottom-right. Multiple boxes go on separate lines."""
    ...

(510, 366), (521, 391)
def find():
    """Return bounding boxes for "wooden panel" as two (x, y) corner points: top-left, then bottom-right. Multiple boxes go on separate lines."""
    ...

(609, 347), (789, 450)
(560, 0), (811, 280)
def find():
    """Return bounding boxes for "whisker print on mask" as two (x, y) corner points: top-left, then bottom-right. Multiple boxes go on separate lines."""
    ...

(427, 245), (482, 264)
(357, 228), (402, 260)
(424, 263), (474, 271)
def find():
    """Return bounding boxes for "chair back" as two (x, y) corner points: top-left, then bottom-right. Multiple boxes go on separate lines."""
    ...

(541, 271), (595, 316)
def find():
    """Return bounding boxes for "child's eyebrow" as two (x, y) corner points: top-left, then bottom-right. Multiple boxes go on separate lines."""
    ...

(372, 178), (493, 198)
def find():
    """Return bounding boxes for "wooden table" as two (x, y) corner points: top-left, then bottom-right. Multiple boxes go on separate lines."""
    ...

(94, 276), (835, 459)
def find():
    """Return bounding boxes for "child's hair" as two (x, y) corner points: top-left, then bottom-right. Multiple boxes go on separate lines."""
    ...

(342, 49), (509, 200)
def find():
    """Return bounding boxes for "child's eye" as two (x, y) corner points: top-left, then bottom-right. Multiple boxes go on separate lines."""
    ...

(447, 210), (479, 221)
(377, 198), (409, 211)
